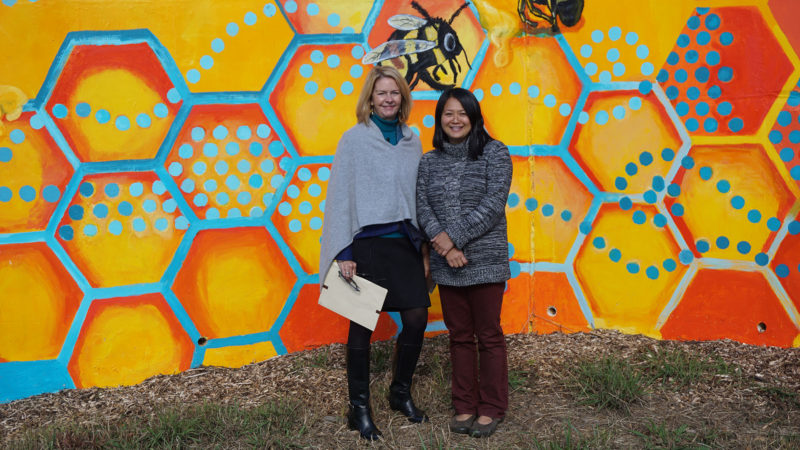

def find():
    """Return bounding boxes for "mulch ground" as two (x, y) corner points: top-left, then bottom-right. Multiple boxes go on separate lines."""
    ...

(1, 330), (799, 448)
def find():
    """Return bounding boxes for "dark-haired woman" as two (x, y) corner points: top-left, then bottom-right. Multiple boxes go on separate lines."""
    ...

(320, 66), (430, 441)
(416, 87), (512, 438)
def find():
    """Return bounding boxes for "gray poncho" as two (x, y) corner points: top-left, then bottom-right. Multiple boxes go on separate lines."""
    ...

(319, 120), (423, 288)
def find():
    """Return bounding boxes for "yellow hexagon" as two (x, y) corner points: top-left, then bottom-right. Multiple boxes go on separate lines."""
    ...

(575, 203), (686, 336)
(203, 341), (277, 368)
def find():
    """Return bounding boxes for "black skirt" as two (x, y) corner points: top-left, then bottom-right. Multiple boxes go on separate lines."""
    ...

(352, 236), (431, 311)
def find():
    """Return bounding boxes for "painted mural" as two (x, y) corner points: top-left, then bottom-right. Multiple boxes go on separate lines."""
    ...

(1, 0), (799, 403)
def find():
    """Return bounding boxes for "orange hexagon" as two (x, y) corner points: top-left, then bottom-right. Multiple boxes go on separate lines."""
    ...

(47, 43), (182, 162)
(772, 229), (800, 314)
(0, 242), (82, 362)
(173, 227), (296, 340)
(271, 163), (329, 274)
(572, 90), (682, 193)
(68, 293), (193, 388)
(667, 144), (795, 262)
(281, 0), (374, 34)
(270, 43), (371, 156)
(575, 203), (686, 336)
(165, 103), (288, 220)
(528, 156), (593, 263)
(660, 269), (799, 347)
(367, 0), (484, 91)
(56, 172), (187, 288)
(502, 273), (533, 334)
(531, 272), (591, 335)
(472, 35), (582, 146)
(0, 111), (74, 233)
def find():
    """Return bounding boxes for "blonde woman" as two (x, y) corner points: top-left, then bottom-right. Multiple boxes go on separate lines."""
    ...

(319, 66), (430, 440)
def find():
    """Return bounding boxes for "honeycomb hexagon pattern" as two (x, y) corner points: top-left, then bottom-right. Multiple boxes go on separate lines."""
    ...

(2, 0), (800, 402)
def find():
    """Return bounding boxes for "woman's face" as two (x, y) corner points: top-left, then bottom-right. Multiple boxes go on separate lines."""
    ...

(441, 97), (471, 144)
(371, 77), (402, 120)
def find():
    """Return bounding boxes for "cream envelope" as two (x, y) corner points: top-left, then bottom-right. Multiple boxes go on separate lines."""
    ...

(318, 264), (387, 331)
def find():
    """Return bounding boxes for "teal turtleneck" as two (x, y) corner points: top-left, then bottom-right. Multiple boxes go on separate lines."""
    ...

(370, 113), (402, 145)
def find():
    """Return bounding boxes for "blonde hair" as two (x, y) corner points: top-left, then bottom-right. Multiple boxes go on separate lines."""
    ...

(355, 66), (412, 124)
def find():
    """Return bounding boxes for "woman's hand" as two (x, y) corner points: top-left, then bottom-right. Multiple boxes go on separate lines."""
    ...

(431, 231), (455, 256)
(445, 248), (468, 268)
(337, 260), (356, 280)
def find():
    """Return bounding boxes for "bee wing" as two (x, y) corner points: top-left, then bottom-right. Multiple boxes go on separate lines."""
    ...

(387, 14), (428, 30)
(361, 39), (437, 64)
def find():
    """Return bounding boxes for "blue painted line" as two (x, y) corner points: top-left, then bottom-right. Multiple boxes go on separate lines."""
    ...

(162, 289), (202, 342)
(260, 36), (301, 96)
(0, 360), (75, 404)
(265, 221), (307, 277)
(560, 151), (601, 195)
(294, 33), (364, 45)
(360, 0), (386, 42)
(697, 257), (760, 271)
(46, 237), (92, 293)
(559, 86), (590, 148)
(590, 81), (641, 92)
(154, 101), (192, 165)
(82, 159), (159, 174)
(763, 269), (800, 326)
(565, 270), (595, 328)
(425, 320), (447, 333)
(259, 96), (300, 159)
(557, 33), (591, 88)
(411, 90), (442, 101)
(56, 293), (94, 363)
(655, 262), (697, 329)
(0, 231), (47, 244)
(530, 145), (561, 156)
(462, 38), (489, 90)
(42, 109), (82, 169)
(294, 155), (335, 165)
(91, 282), (163, 299)
(204, 332), (271, 349)
(191, 91), (263, 105)
(161, 226), (197, 286)
(269, 279), (304, 341)
(508, 145), (531, 157)
(153, 164), (199, 223)
(190, 347), (206, 368)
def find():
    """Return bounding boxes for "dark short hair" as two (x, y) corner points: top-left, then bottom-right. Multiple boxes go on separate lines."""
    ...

(432, 88), (492, 160)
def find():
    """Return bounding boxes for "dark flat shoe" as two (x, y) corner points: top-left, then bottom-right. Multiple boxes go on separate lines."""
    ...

(470, 417), (503, 438)
(449, 415), (475, 434)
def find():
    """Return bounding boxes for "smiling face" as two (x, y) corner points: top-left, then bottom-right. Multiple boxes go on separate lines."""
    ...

(371, 77), (402, 120)
(441, 97), (472, 144)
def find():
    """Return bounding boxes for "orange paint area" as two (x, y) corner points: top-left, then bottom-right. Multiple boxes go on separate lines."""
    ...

(271, 44), (371, 156)
(173, 227), (296, 339)
(68, 293), (193, 388)
(280, 284), (350, 352)
(531, 271), (591, 335)
(502, 274), (533, 334)
(473, 36), (581, 146)
(56, 172), (186, 288)
(47, 43), (181, 162)
(271, 163), (329, 274)
(165, 103), (286, 220)
(0, 243), (82, 362)
(572, 90), (681, 193)
(0, 111), (73, 233)
(407, 99), (437, 153)
(667, 144), (795, 260)
(661, 269), (799, 347)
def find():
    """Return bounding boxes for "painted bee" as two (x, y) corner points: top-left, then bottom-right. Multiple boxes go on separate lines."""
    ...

(362, 1), (472, 91)
(518, 0), (584, 33)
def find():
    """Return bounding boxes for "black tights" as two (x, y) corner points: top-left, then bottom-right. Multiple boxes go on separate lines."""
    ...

(347, 307), (428, 349)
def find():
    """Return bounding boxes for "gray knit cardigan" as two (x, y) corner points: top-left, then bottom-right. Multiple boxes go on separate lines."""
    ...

(416, 139), (512, 286)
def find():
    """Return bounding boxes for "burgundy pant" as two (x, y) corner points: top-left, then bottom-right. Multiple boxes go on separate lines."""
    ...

(439, 283), (508, 419)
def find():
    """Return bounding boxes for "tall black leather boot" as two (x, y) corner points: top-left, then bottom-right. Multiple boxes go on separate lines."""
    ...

(346, 346), (382, 440)
(388, 343), (428, 423)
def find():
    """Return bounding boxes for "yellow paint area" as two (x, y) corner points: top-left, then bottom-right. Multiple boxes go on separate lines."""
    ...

(575, 204), (685, 336)
(473, 36), (581, 146)
(174, 228), (296, 339)
(0, 244), (82, 362)
(677, 145), (795, 258)
(58, 173), (185, 287)
(472, 0), (524, 68)
(203, 341), (277, 368)
(531, 156), (593, 263)
(65, 70), (170, 162)
(506, 157), (533, 262)
(0, 0), (291, 95)
(272, 44), (370, 156)
(573, 91), (681, 193)
(563, 0), (695, 83)
(69, 298), (191, 388)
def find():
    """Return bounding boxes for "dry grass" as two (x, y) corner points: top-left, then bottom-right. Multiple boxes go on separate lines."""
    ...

(1, 330), (799, 448)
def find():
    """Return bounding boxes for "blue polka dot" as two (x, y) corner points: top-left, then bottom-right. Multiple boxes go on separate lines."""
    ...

(681, 156), (695, 169)
(599, 71), (612, 83)
(591, 30), (604, 43)
(578, 111), (589, 124)
(696, 239), (710, 253)
(652, 176), (665, 192)
(153, 103), (169, 119)
(747, 209), (761, 223)
(626, 262), (640, 274)
(716, 236), (729, 249)
(625, 162), (638, 176)
(68, 204), (84, 220)
(677, 34), (690, 48)
(143, 199), (157, 213)
(663, 258), (677, 272)
(80, 182), (95, 197)
(584, 63), (597, 76)
(632, 210), (646, 225)
(695, 67), (710, 83)
(619, 197), (633, 210)
(115, 115), (131, 131)
(215, 160), (229, 175)
(544, 94), (556, 107)
(249, 142), (263, 157)
(662, 148), (675, 162)
(716, 180), (730, 193)
(200, 55), (214, 70)
(225, 175), (241, 190)
(717, 102), (732, 116)
(327, 13), (341, 26)
(326, 55), (341, 69)
(216, 192), (230, 205)
(639, 152), (653, 166)
(736, 241), (751, 255)
(191, 127), (205, 142)
(92, 109), (110, 124)
(310, 49), (324, 63)
(226, 22), (239, 36)
(705, 51), (720, 66)
(791, 166), (800, 181)
(244, 11), (257, 25)
(507, 192), (519, 207)
(676, 102), (689, 117)
(175, 216), (189, 230)
(0, 147), (12, 162)
(510, 82), (521, 95)
(211, 125), (228, 140)
(136, 113), (151, 128)
(178, 144), (194, 159)
(260, 159), (275, 173)
(626, 32), (639, 45)
(117, 201), (133, 216)
(696, 31), (711, 46)
(525, 198), (538, 211)
(698, 166), (712, 180)
(193, 161), (207, 176)
(776, 264), (790, 278)
(561, 210), (572, 221)
(227, 208), (242, 219)
(606, 48), (620, 62)
(728, 118), (744, 133)
(653, 214), (667, 228)
(278, 202), (292, 216)
(669, 182), (682, 198)
(671, 203), (684, 216)
(186, 69), (201, 84)
(685, 118), (699, 132)
(542, 204), (554, 217)
(615, 177), (628, 190)
(789, 221), (800, 235)
(636, 44), (649, 59)
(52, 104), (68, 119)
(629, 97), (642, 111)
(211, 38), (225, 53)
(155, 218), (169, 231)
(687, 86), (700, 100)
(0, 187), (13, 202)
(592, 236), (605, 249)
(350, 64), (363, 78)
(703, 118), (718, 132)
(579, 221), (592, 234)
(667, 52), (680, 66)
(310, 217), (323, 230)
(688, 16), (700, 29)
(646, 266), (659, 280)
(789, 91), (800, 107)
(580, 44), (592, 58)
(718, 66), (734, 83)
(612, 106), (625, 120)
(82, 224), (98, 237)
(269, 141), (284, 157)
(59, 225), (73, 241)
(643, 190), (657, 204)
(75, 102), (91, 118)
(675, 69), (688, 83)
(638, 80), (652, 95)
(204, 179), (218, 191)
(608, 26), (622, 41)
(305, 81), (318, 94)
(666, 86), (679, 100)
(263, 2), (277, 16)
(29, 114), (45, 130)
(638, 62), (651, 76)
(93, 203), (109, 219)
(341, 81), (354, 95)
(270, 174), (284, 189)
(256, 123), (271, 139)
(237, 191), (251, 205)
(767, 217), (781, 231)
(730, 195), (744, 209)
(104, 183), (119, 198)
(609, 248), (622, 262)
(323, 87), (336, 101)
(707, 85), (721, 99)
(679, 249), (693, 265)
(789, 130), (800, 144)
(755, 253), (769, 266)
(596, 110), (609, 125)
(705, 13), (720, 30)
(42, 185), (60, 203)
(193, 193), (208, 207)
(308, 183), (322, 197)
(180, 179), (195, 194)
